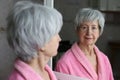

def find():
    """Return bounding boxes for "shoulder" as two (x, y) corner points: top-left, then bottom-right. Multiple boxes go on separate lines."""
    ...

(55, 49), (73, 73)
(94, 45), (111, 64)
(58, 49), (73, 63)
(9, 69), (25, 80)
(56, 47), (78, 70)
(57, 43), (79, 65)
(99, 51), (109, 62)
(94, 46), (109, 60)
(95, 46), (111, 65)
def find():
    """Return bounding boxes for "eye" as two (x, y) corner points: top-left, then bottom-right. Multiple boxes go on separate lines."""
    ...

(80, 26), (87, 30)
(92, 26), (98, 30)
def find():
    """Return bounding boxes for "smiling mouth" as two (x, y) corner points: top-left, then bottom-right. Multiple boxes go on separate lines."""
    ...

(85, 37), (92, 39)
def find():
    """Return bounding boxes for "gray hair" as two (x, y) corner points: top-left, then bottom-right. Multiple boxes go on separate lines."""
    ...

(75, 8), (105, 35)
(7, 1), (63, 62)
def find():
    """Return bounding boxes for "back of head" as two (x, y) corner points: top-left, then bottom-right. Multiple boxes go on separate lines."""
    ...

(7, 1), (63, 62)
(75, 8), (105, 35)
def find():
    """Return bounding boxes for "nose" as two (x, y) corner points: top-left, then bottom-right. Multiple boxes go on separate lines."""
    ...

(86, 27), (92, 35)
(58, 34), (62, 42)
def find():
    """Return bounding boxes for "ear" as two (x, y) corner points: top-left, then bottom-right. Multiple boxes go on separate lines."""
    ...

(39, 47), (45, 52)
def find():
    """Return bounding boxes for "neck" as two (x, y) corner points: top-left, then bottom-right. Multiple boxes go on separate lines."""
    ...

(28, 51), (50, 73)
(78, 43), (95, 56)
(27, 51), (51, 80)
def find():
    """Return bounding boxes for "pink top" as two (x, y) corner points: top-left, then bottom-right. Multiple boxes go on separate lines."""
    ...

(55, 42), (114, 80)
(9, 59), (57, 80)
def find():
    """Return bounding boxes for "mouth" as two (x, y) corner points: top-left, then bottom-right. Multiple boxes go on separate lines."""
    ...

(85, 37), (93, 41)
(85, 37), (92, 39)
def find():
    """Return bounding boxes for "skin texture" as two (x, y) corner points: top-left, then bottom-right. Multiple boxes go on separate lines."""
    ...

(28, 34), (61, 80)
(41, 34), (61, 57)
(77, 20), (100, 73)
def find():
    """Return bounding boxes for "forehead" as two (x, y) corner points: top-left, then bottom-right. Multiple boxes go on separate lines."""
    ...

(81, 20), (98, 25)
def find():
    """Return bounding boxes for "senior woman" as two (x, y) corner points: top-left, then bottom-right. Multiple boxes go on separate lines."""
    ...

(55, 8), (114, 80)
(7, 1), (63, 80)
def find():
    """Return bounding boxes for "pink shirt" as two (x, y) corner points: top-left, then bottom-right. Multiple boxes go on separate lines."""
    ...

(9, 60), (57, 80)
(55, 42), (114, 80)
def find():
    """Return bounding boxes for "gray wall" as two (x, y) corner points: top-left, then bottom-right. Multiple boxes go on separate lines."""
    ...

(0, 32), (15, 80)
(0, 0), (16, 80)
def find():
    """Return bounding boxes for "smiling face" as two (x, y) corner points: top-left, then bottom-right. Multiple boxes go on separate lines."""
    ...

(77, 20), (100, 46)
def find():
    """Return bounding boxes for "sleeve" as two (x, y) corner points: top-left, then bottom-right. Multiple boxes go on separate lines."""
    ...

(9, 76), (25, 80)
(8, 70), (25, 80)
(104, 55), (114, 80)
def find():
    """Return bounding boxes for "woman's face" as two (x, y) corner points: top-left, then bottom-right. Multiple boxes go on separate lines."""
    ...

(77, 20), (100, 46)
(42, 34), (61, 57)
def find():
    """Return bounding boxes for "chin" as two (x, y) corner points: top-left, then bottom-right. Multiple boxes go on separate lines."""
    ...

(86, 41), (94, 44)
(88, 43), (94, 46)
(52, 51), (58, 57)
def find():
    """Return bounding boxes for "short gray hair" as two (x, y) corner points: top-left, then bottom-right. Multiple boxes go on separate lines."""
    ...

(7, 1), (63, 62)
(75, 8), (105, 35)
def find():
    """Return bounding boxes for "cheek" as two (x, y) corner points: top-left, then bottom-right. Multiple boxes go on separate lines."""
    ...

(77, 32), (85, 38)
(96, 31), (100, 37)
(51, 41), (59, 50)
(94, 33), (100, 40)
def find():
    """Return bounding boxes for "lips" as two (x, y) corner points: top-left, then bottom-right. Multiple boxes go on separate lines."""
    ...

(85, 37), (92, 39)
